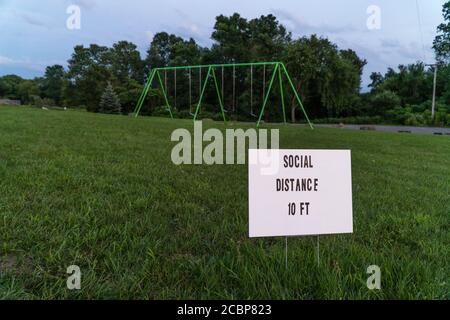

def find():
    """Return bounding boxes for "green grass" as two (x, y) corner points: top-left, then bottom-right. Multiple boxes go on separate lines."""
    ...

(0, 106), (449, 299)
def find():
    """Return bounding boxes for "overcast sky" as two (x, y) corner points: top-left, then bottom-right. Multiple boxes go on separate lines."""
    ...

(0, 0), (445, 88)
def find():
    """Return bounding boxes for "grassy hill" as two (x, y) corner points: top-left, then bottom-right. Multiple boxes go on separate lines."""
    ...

(0, 106), (448, 299)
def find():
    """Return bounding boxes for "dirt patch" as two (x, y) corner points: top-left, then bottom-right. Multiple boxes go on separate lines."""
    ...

(0, 254), (18, 272)
(0, 254), (33, 275)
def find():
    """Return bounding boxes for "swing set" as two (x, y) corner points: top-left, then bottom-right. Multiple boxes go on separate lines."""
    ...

(133, 61), (313, 128)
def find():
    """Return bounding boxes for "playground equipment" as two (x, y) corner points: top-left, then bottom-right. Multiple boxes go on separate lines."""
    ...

(133, 61), (313, 128)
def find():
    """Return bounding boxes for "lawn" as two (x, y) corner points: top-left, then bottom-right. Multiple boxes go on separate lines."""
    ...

(0, 106), (449, 299)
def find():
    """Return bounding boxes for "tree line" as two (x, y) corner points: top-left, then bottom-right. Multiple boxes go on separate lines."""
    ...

(2, 7), (450, 126)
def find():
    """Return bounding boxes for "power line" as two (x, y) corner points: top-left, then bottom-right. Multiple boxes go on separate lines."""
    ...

(415, 0), (427, 62)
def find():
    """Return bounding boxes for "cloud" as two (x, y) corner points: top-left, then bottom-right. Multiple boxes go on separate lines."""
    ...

(171, 8), (211, 45)
(378, 38), (429, 62)
(272, 8), (357, 36)
(13, 9), (50, 28)
(380, 38), (401, 48)
(72, 0), (96, 10)
(0, 55), (65, 74)
(0, 55), (14, 65)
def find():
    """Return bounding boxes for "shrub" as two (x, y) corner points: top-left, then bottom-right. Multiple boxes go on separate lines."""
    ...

(42, 98), (56, 107)
(312, 116), (383, 125)
(151, 106), (174, 118)
(30, 95), (43, 107)
(177, 109), (194, 119)
(197, 111), (226, 122)
(404, 113), (425, 126)
(370, 90), (401, 114)
(435, 107), (449, 126)
(412, 100), (432, 113)
(386, 107), (412, 125)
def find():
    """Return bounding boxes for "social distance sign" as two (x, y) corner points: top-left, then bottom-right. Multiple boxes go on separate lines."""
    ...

(248, 149), (353, 238)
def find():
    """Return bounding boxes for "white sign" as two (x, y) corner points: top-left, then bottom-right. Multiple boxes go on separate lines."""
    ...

(248, 149), (353, 238)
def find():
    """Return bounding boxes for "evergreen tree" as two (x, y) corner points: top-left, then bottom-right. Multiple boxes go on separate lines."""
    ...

(99, 82), (121, 114)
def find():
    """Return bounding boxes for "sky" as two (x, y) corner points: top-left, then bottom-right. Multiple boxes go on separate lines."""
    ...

(0, 0), (445, 89)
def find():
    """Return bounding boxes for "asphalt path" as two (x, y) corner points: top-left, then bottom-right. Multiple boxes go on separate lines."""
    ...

(314, 124), (450, 135)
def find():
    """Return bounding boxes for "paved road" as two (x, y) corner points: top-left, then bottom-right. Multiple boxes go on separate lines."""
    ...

(314, 124), (450, 135)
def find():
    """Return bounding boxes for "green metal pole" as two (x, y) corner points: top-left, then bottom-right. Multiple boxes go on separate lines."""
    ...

(211, 67), (227, 123)
(134, 88), (146, 115)
(280, 63), (313, 129)
(139, 69), (156, 110)
(155, 61), (280, 71)
(134, 71), (152, 115)
(278, 63), (287, 125)
(193, 66), (212, 121)
(257, 64), (279, 127)
(134, 69), (156, 117)
(134, 70), (153, 116)
(156, 70), (174, 118)
(134, 62), (312, 128)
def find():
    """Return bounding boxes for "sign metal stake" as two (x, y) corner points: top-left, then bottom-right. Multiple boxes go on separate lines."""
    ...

(317, 236), (320, 267)
(285, 237), (288, 270)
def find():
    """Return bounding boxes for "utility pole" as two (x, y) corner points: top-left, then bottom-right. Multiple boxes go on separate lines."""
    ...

(426, 64), (438, 119)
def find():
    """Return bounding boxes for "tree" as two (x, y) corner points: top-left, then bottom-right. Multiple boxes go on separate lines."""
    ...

(369, 72), (383, 92)
(108, 41), (144, 83)
(211, 13), (251, 63)
(284, 35), (365, 120)
(66, 44), (112, 111)
(373, 63), (432, 107)
(0, 75), (24, 99)
(145, 32), (184, 69)
(144, 35), (207, 111)
(169, 39), (206, 111)
(370, 90), (401, 114)
(170, 38), (203, 66)
(42, 65), (65, 105)
(435, 63), (450, 105)
(17, 80), (40, 104)
(340, 49), (366, 93)
(248, 14), (291, 61)
(0, 78), (8, 97)
(99, 82), (121, 114)
(433, 1), (450, 62)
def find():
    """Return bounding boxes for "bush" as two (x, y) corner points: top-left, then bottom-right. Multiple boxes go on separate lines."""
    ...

(30, 95), (43, 107)
(177, 109), (194, 119)
(313, 116), (383, 125)
(116, 80), (146, 115)
(370, 90), (401, 114)
(411, 101), (431, 113)
(435, 107), (449, 126)
(386, 107), (411, 124)
(30, 95), (56, 108)
(151, 106), (174, 118)
(42, 98), (56, 107)
(133, 88), (165, 116)
(404, 113), (425, 126)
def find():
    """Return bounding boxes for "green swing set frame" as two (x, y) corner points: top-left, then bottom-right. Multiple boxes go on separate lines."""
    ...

(133, 61), (313, 128)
